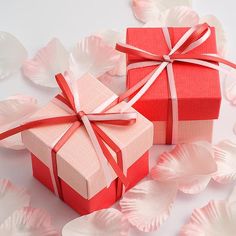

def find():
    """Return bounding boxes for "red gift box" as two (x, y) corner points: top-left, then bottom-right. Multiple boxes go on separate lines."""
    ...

(31, 151), (149, 215)
(125, 27), (221, 144)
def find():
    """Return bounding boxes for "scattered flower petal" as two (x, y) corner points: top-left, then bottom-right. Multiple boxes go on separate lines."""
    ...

(213, 140), (236, 184)
(96, 30), (126, 76)
(70, 36), (120, 79)
(199, 15), (227, 56)
(228, 186), (236, 204)
(62, 208), (129, 236)
(0, 32), (27, 79)
(131, 0), (160, 23)
(120, 180), (178, 232)
(22, 38), (69, 88)
(229, 188), (236, 216)
(97, 30), (125, 48)
(145, 6), (200, 27)
(153, 0), (192, 12)
(98, 73), (126, 95)
(0, 179), (30, 224)
(180, 200), (236, 236)
(151, 142), (217, 194)
(0, 95), (38, 150)
(108, 53), (126, 76)
(0, 207), (58, 236)
(161, 6), (199, 27)
(143, 18), (163, 27)
(131, 0), (192, 23)
(223, 71), (236, 105)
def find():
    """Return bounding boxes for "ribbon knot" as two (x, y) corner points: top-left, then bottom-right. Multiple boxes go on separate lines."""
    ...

(163, 55), (173, 63)
(77, 111), (86, 120)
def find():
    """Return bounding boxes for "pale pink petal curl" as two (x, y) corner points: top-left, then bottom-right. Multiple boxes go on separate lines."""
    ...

(62, 208), (129, 236)
(70, 36), (120, 79)
(131, 0), (192, 23)
(0, 95), (38, 150)
(120, 180), (178, 232)
(0, 207), (58, 236)
(180, 200), (236, 236)
(0, 179), (30, 224)
(0, 32), (27, 79)
(161, 6), (199, 26)
(213, 140), (236, 184)
(96, 30), (126, 76)
(22, 38), (69, 88)
(151, 142), (217, 194)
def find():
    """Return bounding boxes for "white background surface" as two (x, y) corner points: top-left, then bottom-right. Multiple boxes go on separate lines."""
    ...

(0, 0), (236, 235)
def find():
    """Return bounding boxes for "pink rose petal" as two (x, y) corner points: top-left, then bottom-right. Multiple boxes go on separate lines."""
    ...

(145, 6), (198, 27)
(0, 207), (58, 236)
(228, 186), (236, 204)
(154, 0), (192, 11)
(108, 54), (126, 76)
(151, 142), (217, 194)
(213, 140), (236, 184)
(131, 0), (160, 23)
(0, 32), (27, 79)
(70, 36), (120, 79)
(0, 95), (38, 150)
(22, 38), (69, 88)
(96, 30), (125, 48)
(161, 6), (199, 26)
(120, 180), (178, 232)
(98, 73), (126, 95)
(224, 73), (236, 105)
(95, 30), (126, 76)
(0, 179), (30, 224)
(228, 187), (236, 217)
(180, 200), (236, 236)
(62, 208), (129, 236)
(96, 30), (126, 76)
(131, 0), (192, 23)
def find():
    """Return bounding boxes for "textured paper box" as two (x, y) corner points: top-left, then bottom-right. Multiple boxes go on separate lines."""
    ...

(31, 151), (149, 215)
(153, 120), (213, 144)
(22, 74), (153, 200)
(126, 27), (221, 143)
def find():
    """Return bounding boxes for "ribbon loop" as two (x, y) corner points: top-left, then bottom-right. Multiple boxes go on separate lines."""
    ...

(55, 73), (77, 112)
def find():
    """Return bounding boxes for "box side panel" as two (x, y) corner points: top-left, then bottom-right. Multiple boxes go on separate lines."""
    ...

(153, 119), (213, 144)
(31, 151), (149, 215)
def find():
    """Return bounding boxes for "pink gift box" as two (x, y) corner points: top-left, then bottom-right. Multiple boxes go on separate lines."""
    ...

(21, 74), (153, 213)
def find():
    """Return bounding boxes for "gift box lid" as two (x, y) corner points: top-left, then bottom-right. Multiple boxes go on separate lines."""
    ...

(21, 74), (153, 199)
(126, 27), (221, 121)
